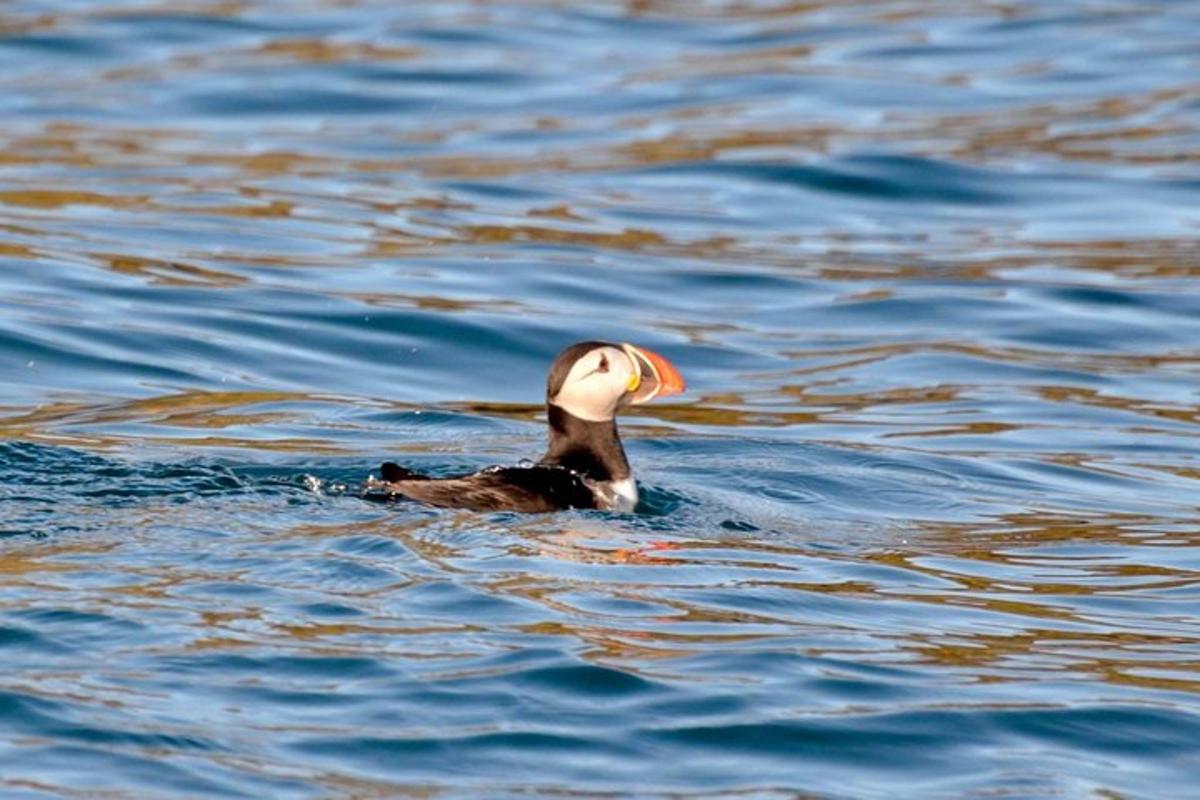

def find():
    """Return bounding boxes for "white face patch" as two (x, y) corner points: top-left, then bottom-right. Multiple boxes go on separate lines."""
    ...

(549, 345), (639, 422)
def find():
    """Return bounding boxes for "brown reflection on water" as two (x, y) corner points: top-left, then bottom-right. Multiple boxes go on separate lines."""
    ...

(102, 254), (249, 287)
(241, 38), (421, 65)
(2, 107), (1197, 293)
(1037, 386), (1200, 426)
(0, 189), (148, 211)
(5, 373), (1195, 453)
(8, 494), (1193, 699)
(782, 341), (1200, 377)
(0, 242), (34, 258)
(0, 391), (349, 452)
(464, 512), (1200, 689)
(0, 541), (114, 581)
(934, 87), (1200, 167)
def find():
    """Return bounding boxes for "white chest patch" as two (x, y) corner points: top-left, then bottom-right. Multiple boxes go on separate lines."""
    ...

(586, 476), (639, 512)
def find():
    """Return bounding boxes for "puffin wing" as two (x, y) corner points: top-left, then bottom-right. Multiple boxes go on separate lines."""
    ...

(379, 462), (428, 482)
(366, 464), (596, 513)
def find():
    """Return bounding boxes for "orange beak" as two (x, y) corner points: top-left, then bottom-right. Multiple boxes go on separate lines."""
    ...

(622, 343), (686, 404)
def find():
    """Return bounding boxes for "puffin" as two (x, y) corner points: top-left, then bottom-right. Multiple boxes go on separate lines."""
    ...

(366, 340), (685, 513)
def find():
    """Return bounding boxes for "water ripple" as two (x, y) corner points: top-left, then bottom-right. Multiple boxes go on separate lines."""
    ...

(2, 0), (1200, 797)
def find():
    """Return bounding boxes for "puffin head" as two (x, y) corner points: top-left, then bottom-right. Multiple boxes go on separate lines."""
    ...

(547, 340), (686, 422)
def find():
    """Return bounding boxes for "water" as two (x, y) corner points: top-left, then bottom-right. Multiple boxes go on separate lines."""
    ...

(2, 0), (1200, 796)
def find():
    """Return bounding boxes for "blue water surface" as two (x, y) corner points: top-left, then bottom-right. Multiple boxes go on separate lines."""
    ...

(2, 1), (1200, 797)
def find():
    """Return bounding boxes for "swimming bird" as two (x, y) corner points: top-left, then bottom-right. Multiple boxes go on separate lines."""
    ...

(366, 340), (685, 512)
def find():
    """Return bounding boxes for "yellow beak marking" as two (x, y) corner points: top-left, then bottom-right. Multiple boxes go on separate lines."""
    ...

(622, 344), (642, 393)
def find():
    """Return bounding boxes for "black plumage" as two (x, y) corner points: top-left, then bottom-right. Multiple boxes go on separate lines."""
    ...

(374, 461), (598, 512)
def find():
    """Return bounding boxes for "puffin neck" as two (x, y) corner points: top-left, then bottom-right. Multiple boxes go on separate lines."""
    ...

(540, 403), (631, 482)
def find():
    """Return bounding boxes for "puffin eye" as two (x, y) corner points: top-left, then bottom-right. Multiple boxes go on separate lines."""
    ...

(597, 354), (609, 372)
